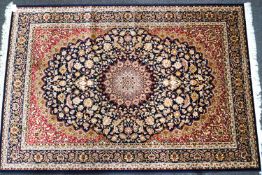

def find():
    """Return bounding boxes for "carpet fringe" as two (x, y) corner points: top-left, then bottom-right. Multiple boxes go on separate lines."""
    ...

(244, 2), (262, 171)
(0, 2), (17, 134)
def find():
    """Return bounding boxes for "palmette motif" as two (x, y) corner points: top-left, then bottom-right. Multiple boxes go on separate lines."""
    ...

(43, 28), (214, 143)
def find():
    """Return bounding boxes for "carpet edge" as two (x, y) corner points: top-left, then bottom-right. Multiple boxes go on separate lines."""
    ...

(244, 2), (262, 173)
(0, 1), (16, 152)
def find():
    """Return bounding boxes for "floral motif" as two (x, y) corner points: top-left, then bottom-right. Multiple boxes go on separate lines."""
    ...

(43, 28), (214, 143)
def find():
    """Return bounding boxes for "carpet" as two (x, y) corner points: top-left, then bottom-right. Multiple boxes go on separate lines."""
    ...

(0, 4), (260, 171)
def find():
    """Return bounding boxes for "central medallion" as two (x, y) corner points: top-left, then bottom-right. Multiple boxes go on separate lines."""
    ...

(43, 28), (214, 143)
(102, 60), (153, 107)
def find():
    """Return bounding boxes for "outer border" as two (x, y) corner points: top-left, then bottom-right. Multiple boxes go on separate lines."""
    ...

(244, 2), (262, 173)
(0, 3), (260, 172)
